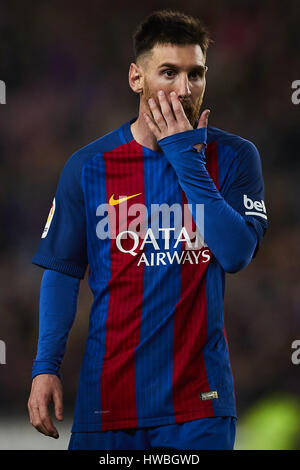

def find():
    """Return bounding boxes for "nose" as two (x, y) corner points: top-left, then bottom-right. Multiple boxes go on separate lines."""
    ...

(177, 73), (191, 101)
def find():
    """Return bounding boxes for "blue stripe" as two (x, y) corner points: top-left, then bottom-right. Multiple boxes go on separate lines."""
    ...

(135, 147), (182, 424)
(118, 126), (128, 145)
(203, 261), (236, 414)
(216, 143), (237, 196)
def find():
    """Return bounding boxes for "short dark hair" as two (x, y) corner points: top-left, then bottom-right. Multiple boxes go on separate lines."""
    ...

(133, 9), (211, 62)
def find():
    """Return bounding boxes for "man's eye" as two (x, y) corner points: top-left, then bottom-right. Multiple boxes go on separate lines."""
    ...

(189, 71), (203, 79)
(163, 70), (176, 78)
(162, 70), (203, 79)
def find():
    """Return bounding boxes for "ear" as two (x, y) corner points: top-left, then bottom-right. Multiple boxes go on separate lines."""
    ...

(128, 62), (144, 94)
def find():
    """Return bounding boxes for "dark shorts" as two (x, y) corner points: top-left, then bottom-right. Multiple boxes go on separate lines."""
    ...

(68, 416), (236, 450)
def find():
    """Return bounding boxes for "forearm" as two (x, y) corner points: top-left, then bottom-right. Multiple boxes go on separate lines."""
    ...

(32, 269), (80, 379)
(158, 129), (258, 273)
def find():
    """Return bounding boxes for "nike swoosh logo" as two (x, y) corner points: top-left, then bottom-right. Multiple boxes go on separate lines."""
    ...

(109, 193), (142, 206)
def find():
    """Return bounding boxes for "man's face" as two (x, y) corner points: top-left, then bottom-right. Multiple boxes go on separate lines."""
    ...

(139, 43), (207, 127)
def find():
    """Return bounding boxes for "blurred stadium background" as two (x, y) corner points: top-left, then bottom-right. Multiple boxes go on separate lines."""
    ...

(0, 0), (299, 450)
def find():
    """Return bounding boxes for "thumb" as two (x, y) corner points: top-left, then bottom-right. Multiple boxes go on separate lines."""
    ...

(197, 109), (210, 129)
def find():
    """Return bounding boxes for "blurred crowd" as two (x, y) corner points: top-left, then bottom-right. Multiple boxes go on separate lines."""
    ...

(0, 0), (299, 427)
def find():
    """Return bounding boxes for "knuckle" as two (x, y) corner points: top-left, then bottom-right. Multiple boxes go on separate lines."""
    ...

(30, 397), (37, 409)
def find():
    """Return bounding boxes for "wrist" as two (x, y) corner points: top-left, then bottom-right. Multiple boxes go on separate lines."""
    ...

(158, 127), (207, 149)
(32, 360), (62, 380)
(158, 128), (207, 167)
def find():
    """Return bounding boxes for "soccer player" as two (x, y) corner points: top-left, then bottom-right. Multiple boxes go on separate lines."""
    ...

(27, 9), (268, 450)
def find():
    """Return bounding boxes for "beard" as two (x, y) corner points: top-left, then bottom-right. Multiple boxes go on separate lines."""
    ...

(143, 78), (204, 128)
(180, 97), (203, 128)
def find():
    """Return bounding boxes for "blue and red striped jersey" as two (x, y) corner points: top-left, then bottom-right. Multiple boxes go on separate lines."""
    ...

(32, 117), (267, 432)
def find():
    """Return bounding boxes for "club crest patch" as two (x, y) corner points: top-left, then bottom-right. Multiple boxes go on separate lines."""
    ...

(200, 390), (218, 401)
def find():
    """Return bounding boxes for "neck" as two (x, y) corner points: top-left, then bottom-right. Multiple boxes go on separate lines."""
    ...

(130, 103), (162, 152)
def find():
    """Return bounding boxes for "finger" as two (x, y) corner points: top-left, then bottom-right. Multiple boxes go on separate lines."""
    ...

(170, 92), (189, 125)
(53, 387), (64, 421)
(38, 401), (59, 438)
(148, 97), (167, 132)
(29, 403), (50, 436)
(197, 109), (210, 129)
(144, 113), (161, 139)
(157, 90), (176, 127)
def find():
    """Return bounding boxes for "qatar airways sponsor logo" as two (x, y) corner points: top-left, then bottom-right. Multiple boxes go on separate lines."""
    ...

(116, 227), (211, 266)
(95, 201), (211, 266)
(243, 194), (267, 219)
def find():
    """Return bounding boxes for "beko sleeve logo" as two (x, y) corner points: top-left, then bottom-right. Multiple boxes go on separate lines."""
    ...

(243, 194), (267, 219)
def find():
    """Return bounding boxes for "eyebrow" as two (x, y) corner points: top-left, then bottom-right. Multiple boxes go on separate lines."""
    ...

(158, 63), (208, 72)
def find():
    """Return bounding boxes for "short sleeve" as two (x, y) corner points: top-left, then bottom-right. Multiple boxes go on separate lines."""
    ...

(32, 153), (88, 279)
(224, 141), (268, 256)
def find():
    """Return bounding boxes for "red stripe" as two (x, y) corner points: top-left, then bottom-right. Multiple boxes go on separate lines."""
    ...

(100, 141), (145, 430)
(172, 190), (213, 419)
(205, 141), (219, 188)
(172, 141), (220, 420)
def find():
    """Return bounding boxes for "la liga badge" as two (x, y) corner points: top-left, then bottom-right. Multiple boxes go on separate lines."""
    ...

(42, 198), (55, 238)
